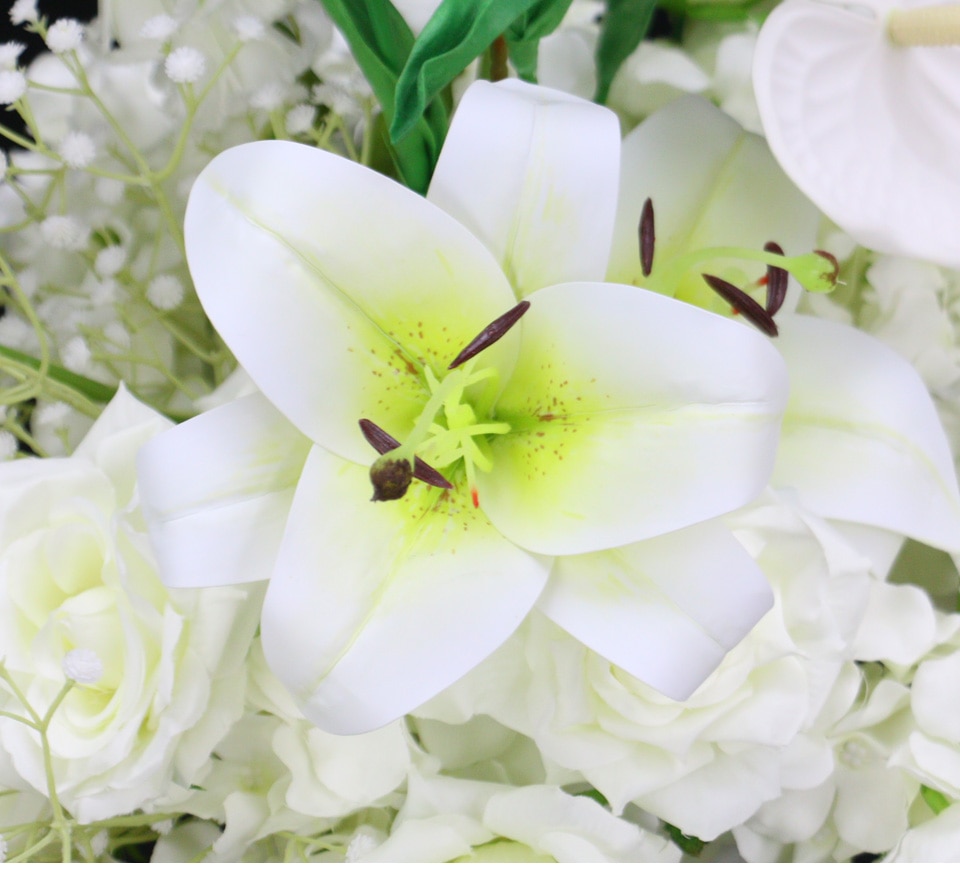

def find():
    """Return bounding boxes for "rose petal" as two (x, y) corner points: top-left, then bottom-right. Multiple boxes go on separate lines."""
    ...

(184, 140), (518, 463)
(428, 79), (620, 298)
(753, 0), (960, 267)
(137, 392), (311, 587)
(538, 520), (773, 700)
(260, 445), (551, 734)
(479, 282), (788, 554)
(774, 315), (960, 550)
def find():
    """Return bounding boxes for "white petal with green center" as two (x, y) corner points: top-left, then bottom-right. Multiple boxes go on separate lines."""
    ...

(539, 520), (772, 700)
(753, 0), (960, 267)
(137, 392), (311, 587)
(607, 94), (820, 313)
(775, 315), (960, 550)
(479, 282), (788, 555)
(184, 140), (519, 463)
(427, 79), (621, 298)
(260, 445), (551, 735)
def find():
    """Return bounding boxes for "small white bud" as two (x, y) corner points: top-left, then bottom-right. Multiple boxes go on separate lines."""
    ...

(345, 833), (380, 862)
(146, 274), (184, 310)
(61, 336), (92, 372)
(0, 68), (27, 105)
(9, 0), (38, 25)
(0, 41), (26, 69)
(0, 430), (17, 460)
(45, 19), (85, 54)
(285, 103), (315, 134)
(40, 215), (87, 251)
(139, 15), (179, 41)
(233, 16), (265, 42)
(164, 46), (206, 84)
(59, 131), (96, 168)
(90, 830), (109, 856)
(62, 648), (103, 684)
(94, 245), (126, 277)
(250, 82), (284, 111)
(34, 401), (70, 428)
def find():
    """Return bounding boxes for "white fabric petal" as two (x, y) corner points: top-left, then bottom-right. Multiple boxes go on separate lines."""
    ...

(607, 94), (820, 312)
(184, 140), (518, 463)
(480, 282), (788, 555)
(753, 0), (960, 267)
(260, 445), (551, 735)
(538, 520), (772, 700)
(137, 392), (311, 587)
(774, 315), (960, 550)
(428, 79), (620, 298)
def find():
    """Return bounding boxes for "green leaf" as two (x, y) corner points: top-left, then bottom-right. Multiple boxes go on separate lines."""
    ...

(391, 0), (547, 144)
(921, 785), (951, 815)
(317, 0), (448, 193)
(505, 0), (576, 81)
(664, 823), (706, 857)
(594, 0), (659, 104)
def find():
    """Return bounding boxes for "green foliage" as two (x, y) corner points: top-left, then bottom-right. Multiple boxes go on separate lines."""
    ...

(664, 822), (706, 857)
(921, 785), (951, 815)
(317, 0), (449, 193)
(390, 0), (573, 144)
(594, 0), (658, 104)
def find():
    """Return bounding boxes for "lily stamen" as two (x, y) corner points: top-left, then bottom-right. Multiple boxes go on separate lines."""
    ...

(703, 273), (779, 337)
(448, 301), (531, 369)
(638, 197), (656, 277)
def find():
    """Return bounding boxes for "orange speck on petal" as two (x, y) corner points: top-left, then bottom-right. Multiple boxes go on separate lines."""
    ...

(471, 487), (479, 509)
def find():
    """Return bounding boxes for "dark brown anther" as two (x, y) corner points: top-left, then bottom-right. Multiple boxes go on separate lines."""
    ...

(359, 419), (453, 490)
(702, 273), (779, 337)
(763, 241), (788, 317)
(370, 456), (413, 502)
(448, 300), (531, 370)
(639, 198), (655, 277)
(813, 249), (840, 286)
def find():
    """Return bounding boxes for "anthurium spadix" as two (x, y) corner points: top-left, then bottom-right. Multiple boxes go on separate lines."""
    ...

(137, 81), (788, 735)
(753, 0), (960, 268)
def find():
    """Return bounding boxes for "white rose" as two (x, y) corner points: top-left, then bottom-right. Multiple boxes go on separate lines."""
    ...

(0, 387), (262, 823)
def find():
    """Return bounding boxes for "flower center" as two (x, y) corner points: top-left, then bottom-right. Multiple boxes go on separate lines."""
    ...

(363, 301), (530, 505)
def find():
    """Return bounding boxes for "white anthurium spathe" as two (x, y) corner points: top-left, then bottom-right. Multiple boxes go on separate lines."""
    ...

(752, 0), (960, 268)
(138, 80), (788, 735)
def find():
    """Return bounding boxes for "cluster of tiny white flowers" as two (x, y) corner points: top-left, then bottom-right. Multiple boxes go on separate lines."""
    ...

(250, 82), (285, 112)
(39, 215), (88, 251)
(45, 18), (85, 54)
(0, 41), (26, 68)
(94, 245), (126, 278)
(233, 16), (265, 42)
(139, 14), (179, 41)
(8, 0), (38, 26)
(146, 275), (185, 311)
(285, 103), (315, 134)
(61, 335), (92, 372)
(164, 46), (206, 84)
(59, 131), (97, 168)
(0, 68), (27, 104)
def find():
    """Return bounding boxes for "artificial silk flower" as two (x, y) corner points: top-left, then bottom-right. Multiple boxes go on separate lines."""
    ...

(138, 80), (787, 735)
(752, 0), (960, 268)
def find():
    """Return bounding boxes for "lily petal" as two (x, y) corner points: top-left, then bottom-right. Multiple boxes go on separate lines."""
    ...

(136, 392), (311, 587)
(538, 520), (773, 700)
(479, 282), (788, 555)
(184, 140), (518, 463)
(427, 79), (621, 298)
(753, 0), (960, 267)
(260, 445), (551, 735)
(608, 94), (820, 312)
(775, 315), (960, 550)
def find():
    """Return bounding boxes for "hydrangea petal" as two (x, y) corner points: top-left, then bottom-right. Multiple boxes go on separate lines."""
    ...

(184, 140), (518, 463)
(137, 392), (311, 587)
(538, 520), (773, 700)
(607, 94), (820, 312)
(260, 445), (551, 735)
(479, 282), (788, 554)
(427, 79), (620, 298)
(774, 315), (960, 550)
(753, 0), (960, 267)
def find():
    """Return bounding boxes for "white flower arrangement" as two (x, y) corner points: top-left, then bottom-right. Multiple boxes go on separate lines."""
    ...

(1, 0), (960, 862)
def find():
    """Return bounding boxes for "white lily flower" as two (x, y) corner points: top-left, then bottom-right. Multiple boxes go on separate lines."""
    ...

(753, 0), (960, 267)
(607, 93), (960, 558)
(138, 80), (787, 734)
